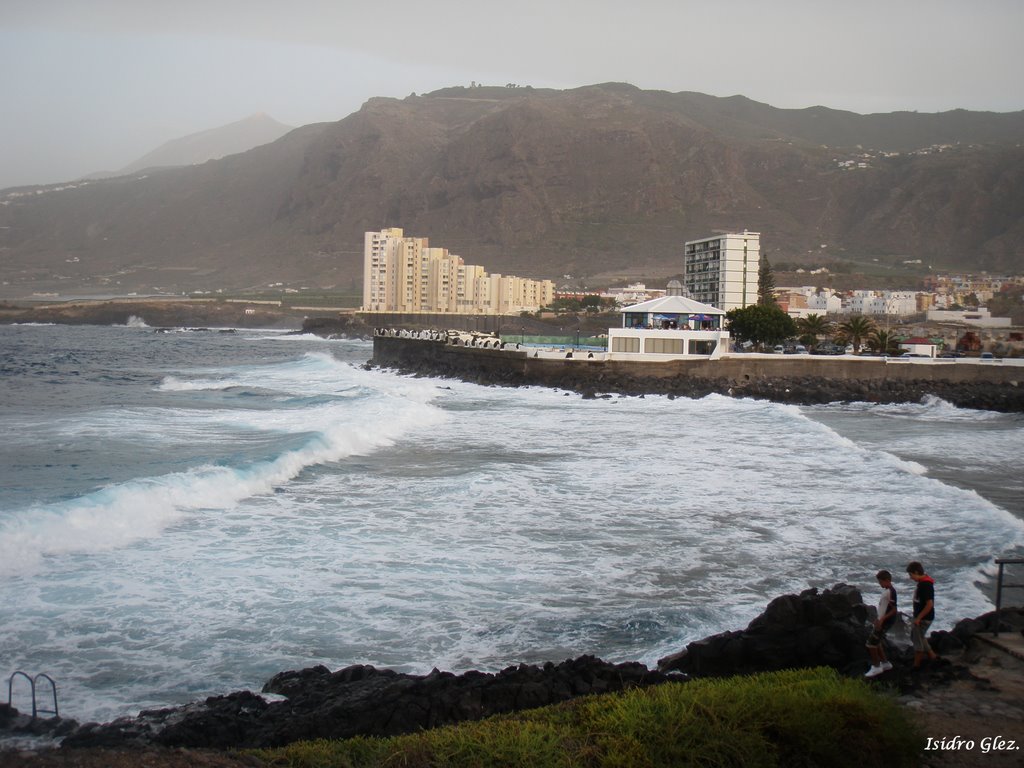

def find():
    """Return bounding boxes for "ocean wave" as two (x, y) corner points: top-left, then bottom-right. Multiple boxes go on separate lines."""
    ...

(816, 394), (1010, 422)
(0, 355), (448, 577)
(3, 327), (1022, 724)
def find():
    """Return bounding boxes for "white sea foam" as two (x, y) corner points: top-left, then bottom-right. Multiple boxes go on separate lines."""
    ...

(262, 332), (337, 342)
(823, 394), (1008, 422)
(0, 355), (447, 577)
(1, 328), (1022, 725)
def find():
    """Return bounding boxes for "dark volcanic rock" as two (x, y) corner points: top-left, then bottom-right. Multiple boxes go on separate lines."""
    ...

(60, 656), (673, 750)
(0, 702), (80, 744)
(658, 584), (872, 676)
(11, 593), (1021, 753)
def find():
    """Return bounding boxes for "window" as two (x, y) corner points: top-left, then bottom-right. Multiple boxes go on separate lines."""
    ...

(645, 337), (685, 354)
(612, 336), (640, 353)
(688, 340), (717, 355)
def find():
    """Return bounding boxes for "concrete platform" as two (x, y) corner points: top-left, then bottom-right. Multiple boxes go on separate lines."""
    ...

(976, 630), (1024, 663)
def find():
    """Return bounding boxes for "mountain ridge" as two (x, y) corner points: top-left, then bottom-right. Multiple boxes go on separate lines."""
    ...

(84, 113), (295, 181)
(1, 84), (1021, 298)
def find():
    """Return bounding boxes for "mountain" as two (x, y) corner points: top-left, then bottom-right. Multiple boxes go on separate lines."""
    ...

(1, 84), (1022, 298)
(88, 113), (295, 178)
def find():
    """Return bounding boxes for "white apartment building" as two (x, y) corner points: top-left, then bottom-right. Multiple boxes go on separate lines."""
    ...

(842, 290), (917, 316)
(683, 231), (760, 312)
(362, 228), (555, 314)
(601, 283), (666, 306)
(807, 290), (842, 314)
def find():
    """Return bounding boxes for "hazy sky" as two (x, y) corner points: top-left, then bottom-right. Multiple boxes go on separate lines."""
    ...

(2, 0), (1022, 189)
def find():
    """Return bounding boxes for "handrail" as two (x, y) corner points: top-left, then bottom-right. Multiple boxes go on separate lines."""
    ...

(34, 673), (59, 717)
(6, 671), (59, 718)
(7, 671), (34, 716)
(994, 558), (1024, 638)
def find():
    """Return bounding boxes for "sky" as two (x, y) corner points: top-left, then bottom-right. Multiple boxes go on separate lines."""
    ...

(2, 0), (1022, 190)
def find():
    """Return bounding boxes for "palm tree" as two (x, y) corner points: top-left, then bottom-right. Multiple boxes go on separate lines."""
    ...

(839, 315), (876, 353)
(796, 313), (832, 349)
(867, 328), (901, 355)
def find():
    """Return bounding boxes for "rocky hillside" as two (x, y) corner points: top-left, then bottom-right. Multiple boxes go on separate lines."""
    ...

(2, 84), (1022, 297)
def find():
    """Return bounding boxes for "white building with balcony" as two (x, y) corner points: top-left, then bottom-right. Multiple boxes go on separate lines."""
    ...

(607, 295), (729, 360)
(683, 231), (760, 312)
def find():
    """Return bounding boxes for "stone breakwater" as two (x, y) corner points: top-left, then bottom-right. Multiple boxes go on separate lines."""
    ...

(371, 335), (1024, 412)
(4, 588), (1021, 752)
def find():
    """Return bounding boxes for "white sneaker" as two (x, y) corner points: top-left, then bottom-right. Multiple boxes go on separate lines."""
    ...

(880, 661), (893, 672)
(864, 665), (883, 678)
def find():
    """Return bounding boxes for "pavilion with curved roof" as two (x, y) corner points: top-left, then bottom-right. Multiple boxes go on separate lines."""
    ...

(608, 295), (730, 360)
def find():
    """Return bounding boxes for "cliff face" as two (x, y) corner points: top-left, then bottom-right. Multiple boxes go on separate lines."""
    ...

(2, 84), (1023, 296)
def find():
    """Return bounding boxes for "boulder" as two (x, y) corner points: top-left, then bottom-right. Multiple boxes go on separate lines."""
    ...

(658, 584), (871, 676)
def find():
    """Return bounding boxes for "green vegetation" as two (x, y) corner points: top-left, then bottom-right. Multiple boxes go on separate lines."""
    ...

(758, 255), (777, 307)
(725, 304), (797, 349)
(796, 313), (832, 347)
(838, 315), (877, 353)
(251, 668), (921, 768)
(866, 328), (901, 355)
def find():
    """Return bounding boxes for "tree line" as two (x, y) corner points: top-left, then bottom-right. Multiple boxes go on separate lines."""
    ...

(725, 306), (904, 353)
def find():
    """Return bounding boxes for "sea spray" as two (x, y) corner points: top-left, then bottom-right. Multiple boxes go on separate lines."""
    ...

(0, 324), (1021, 725)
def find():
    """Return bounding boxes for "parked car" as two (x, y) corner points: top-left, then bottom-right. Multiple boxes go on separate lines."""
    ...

(772, 345), (785, 354)
(812, 344), (845, 356)
(980, 352), (996, 360)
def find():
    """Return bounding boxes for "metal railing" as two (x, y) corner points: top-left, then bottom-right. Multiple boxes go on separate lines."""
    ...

(6, 671), (59, 718)
(994, 558), (1024, 638)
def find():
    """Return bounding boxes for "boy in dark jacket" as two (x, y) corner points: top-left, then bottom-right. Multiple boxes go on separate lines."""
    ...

(907, 561), (939, 668)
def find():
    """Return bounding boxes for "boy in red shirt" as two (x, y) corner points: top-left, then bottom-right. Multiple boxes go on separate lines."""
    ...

(907, 560), (939, 668)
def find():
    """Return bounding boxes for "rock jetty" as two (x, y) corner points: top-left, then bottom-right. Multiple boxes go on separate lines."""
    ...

(371, 335), (1024, 412)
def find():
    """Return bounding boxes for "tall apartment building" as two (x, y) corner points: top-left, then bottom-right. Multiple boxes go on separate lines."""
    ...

(683, 231), (760, 312)
(362, 228), (555, 314)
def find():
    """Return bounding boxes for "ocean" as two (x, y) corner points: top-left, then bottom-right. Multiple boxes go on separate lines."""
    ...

(1, 322), (1023, 725)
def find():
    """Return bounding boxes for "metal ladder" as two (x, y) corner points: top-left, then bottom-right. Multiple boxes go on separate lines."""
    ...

(6, 671), (59, 718)
(994, 557), (1024, 638)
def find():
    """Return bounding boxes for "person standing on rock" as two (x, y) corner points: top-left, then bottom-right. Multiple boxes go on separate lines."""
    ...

(907, 561), (939, 668)
(865, 569), (898, 677)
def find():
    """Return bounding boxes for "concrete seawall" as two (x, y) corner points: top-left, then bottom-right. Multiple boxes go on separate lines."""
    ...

(372, 336), (1024, 412)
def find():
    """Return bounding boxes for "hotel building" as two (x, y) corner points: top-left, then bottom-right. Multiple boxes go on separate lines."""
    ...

(362, 228), (555, 314)
(683, 231), (760, 312)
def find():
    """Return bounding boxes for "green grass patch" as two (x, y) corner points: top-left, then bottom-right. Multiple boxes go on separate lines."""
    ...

(251, 668), (922, 768)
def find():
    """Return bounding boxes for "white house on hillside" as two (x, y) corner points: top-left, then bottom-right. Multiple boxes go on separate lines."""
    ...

(607, 295), (729, 360)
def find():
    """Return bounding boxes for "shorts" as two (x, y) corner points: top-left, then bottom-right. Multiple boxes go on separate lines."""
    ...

(865, 625), (889, 648)
(911, 620), (932, 652)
